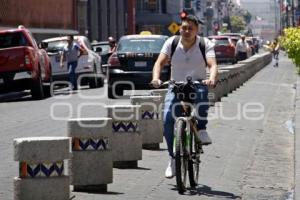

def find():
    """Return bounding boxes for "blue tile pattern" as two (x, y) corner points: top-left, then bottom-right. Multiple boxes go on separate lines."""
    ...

(72, 138), (109, 151)
(141, 110), (159, 120)
(112, 121), (138, 132)
(20, 161), (64, 178)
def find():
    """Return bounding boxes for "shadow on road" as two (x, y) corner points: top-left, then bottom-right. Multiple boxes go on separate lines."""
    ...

(170, 184), (241, 199)
(189, 185), (241, 199)
(72, 191), (124, 195)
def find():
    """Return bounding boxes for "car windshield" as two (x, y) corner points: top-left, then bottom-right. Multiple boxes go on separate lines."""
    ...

(212, 38), (229, 46)
(0, 32), (29, 49)
(117, 38), (166, 53)
(46, 40), (68, 52)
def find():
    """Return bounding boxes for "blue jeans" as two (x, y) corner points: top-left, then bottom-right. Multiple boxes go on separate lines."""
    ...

(68, 61), (78, 90)
(163, 84), (209, 157)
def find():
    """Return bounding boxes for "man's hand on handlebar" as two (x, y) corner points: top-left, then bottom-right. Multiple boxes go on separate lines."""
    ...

(202, 78), (216, 87)
(150, 79), (163, 88)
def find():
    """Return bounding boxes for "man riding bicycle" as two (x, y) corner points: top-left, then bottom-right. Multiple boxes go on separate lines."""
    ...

(151, 14), (218, 179)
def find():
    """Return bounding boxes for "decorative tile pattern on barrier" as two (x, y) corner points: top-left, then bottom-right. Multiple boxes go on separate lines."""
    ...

(141, 110), (160, 120)
(20, 161), (64, 178)
(72, 138), (109, 151)
(112, 121), (139, 132)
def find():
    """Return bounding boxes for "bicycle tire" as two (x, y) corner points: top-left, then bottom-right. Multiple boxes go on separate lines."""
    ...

(175, 119), (188, 194)
(188, 130), (200, 187)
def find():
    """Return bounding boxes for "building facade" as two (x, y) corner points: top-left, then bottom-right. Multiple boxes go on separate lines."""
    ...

(83, 0), (134, 42)
(0, 0), (78, 42)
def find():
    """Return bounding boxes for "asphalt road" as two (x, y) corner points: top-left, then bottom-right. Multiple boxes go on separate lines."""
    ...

(0, 57), (297, 200)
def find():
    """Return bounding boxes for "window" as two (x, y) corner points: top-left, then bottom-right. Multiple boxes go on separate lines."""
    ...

(117, 38), (166, 53)
(46, 40), (68, 53)
(0, 32), (29, 49)
(136, 0), (159, 12)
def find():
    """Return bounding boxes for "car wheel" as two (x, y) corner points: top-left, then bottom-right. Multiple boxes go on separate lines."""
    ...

(98, 77), (104, 87)
(89, 64), (99, 88)
(43, 67), (53, 97)
(108, 85), (123, 99)
(31, 69), (44, 100)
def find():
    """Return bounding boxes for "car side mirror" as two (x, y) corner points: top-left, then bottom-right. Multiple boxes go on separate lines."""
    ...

(39, 42), (48, 49)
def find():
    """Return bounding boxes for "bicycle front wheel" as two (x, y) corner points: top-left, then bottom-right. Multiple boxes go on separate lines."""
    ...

(175, 119), (188, 194)
(188, 130), (200, 187)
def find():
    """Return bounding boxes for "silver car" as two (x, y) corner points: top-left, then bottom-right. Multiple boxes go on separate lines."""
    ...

(42, 35), (104, 88)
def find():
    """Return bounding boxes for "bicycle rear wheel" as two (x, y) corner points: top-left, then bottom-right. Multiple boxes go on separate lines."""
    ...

(188, 130), (200, 187)
(175, 119), (188, 194)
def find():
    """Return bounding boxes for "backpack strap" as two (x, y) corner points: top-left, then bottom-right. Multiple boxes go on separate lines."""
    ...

(170, 35), (180, 59)
(170, 35), (207, 66)
(199, 37), (207, 66)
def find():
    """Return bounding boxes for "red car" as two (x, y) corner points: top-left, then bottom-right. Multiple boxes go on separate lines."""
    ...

(208, 35), (237, 64)
(0, 26), (52, 99)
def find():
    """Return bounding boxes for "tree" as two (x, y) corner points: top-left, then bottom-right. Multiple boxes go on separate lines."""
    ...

(243, 11), (252, 24)
(280, 27), (300, 74)
(230, 16), (246, 33)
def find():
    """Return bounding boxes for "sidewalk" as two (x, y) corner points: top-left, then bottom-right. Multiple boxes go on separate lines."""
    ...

(72, 53), (298, 200)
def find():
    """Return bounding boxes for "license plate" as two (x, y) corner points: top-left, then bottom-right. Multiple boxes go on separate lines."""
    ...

(135, 61), (147, 67)
(216, 52), (222, 55)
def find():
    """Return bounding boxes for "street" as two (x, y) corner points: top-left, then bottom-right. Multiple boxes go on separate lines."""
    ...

(0, 53), (297, 200)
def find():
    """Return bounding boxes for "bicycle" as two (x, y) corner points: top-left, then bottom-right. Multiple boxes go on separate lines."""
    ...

(161, 77), (204, 194)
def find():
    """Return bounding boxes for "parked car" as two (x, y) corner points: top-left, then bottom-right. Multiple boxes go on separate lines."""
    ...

(91, 41), (112, 73)
(0, 26), (52, 99)
(107, 34), (170, 98)
(208, 35), (237, 64)
(42, 35), (103, 89)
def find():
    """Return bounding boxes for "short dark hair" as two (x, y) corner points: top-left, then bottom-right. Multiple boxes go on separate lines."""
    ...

(181, 15), (203, 26)
(68, 35), (74, 40)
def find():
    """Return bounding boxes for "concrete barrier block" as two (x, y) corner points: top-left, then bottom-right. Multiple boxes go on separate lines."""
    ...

(67, 118), (113, 191)
(111, 132), (142, 162)
(14, 176), (69, 200)
(14, 137), (70, 200)
(70, 151), (112, 185)
(130, 96), (164, 147)
(105, 105), (141, 119)
(105, 105), (142, 166)
(14, 137), (70, 163)
(68, 118), (113, 138)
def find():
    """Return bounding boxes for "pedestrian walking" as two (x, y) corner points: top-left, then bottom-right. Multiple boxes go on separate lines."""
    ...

(60, 35), (83, 90)
(235, 35), (249, 61)
(108, 36), (117, 53)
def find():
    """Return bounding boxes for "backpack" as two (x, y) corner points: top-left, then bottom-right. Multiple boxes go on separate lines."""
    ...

(170, 35), (207, 66)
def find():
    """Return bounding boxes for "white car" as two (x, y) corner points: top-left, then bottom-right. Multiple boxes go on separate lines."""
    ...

(42, 36), (104, 88)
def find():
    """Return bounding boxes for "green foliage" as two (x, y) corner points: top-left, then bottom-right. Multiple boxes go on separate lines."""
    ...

(243, 11), (252, 24)
(280, 27), (300, 74)
(220, 27), (228, 33)
(230, 16), (246, 33)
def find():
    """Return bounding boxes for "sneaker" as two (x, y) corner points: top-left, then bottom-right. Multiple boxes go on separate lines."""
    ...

(198, 130), (212, 145)
(165, 157), (175, 178)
